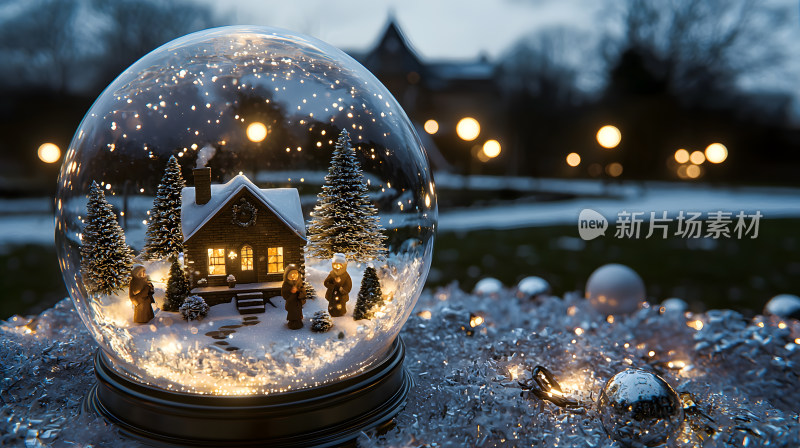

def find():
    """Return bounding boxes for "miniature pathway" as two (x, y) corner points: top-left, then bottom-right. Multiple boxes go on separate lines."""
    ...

(203, 315), (261, 352)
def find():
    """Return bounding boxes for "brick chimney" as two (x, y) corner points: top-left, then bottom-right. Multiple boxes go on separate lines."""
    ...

(193, 168), (211, 205)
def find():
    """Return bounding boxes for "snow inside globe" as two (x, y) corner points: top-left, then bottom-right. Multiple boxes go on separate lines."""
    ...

(54, 26), (436, 399)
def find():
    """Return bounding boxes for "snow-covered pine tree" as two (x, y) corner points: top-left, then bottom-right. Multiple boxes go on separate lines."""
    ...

(80, 181), (134, 296)
(306, 129), (387, 262)
(304, 280), (317, 300)
(163, 257), (189, 311)
(310, 310), (333, 332)
(144, 155), (185, 259)
(353, 266), (383, 320)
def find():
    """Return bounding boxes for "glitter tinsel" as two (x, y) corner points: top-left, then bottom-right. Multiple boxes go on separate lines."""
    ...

(2, 283), (799, 447)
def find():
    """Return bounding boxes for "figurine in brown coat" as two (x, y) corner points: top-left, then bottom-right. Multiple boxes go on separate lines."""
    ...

(282, 264), (306, 330)
(324, 253), (352, 317)
(129, 264), (155, 324)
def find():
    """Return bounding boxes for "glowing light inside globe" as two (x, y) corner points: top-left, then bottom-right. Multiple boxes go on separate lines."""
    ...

(705, 143), (728, 163)
(596, 125), (621, 149)
(456, 117), (480, 141)
(38, 143), (61, 163)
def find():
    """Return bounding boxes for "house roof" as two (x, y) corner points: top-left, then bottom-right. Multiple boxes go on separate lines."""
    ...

(181, 174), (306, 242)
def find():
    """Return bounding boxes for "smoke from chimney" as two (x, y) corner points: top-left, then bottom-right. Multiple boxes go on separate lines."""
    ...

(195, 144), (217, 169)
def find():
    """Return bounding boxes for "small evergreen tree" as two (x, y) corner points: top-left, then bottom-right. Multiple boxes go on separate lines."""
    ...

(310, 310), (333, 332)
(353, 266), (384, 320)
(306, 129), (386, 262)
(144, 155), (185, 259)
(81, 181), (134, 296)
(163, 257), (189, 311)
(304, 280), (317, 300)
(179, 295), (209, 321)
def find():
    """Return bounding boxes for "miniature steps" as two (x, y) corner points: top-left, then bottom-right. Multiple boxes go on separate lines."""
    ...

(235, 292), (266, 315)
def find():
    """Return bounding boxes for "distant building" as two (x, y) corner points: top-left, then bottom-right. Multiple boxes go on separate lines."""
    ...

(349, 19), (506, 174)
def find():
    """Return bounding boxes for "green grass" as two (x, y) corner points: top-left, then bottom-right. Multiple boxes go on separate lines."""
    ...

(430, 218), (800, 315)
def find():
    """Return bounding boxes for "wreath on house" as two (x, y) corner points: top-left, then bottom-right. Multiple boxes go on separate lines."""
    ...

(231, 198), (257, 227)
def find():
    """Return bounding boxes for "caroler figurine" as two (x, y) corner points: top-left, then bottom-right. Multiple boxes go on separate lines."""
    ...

(281, 264), (306, 329)
(129, 264), (155, 323)
(324, 253), (352, 317)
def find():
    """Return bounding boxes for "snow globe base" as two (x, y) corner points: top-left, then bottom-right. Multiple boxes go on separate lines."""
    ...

(85, 337), (411, 447)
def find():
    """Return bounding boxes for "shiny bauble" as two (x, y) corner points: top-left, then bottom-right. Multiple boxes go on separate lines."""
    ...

(585, 264), (645, 315)
(473, 277), (503, 296)
(764, 294), (800, 320)
(661, 298), (688, 314)
(516, 276), (550, 299)
(598, 368), (683, 447)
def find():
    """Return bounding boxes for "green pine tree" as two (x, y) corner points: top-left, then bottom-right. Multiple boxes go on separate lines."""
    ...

(81, 181), (134, 296)
(145, 155), (185, 259)
(353, 266), (383, 320)
(163, 257), (190, 311)
(306, 129), (386, 262)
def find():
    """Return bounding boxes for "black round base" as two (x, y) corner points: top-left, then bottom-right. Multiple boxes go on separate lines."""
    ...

(85, 338), (411, 447)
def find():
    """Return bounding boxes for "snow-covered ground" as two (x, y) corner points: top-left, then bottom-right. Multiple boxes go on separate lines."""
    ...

(437, 179), (800, 231)
(76, 255), (425, 395)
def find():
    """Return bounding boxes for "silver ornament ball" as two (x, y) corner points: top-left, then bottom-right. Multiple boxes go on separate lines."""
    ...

(586, 263), (645, 315)
(598, 368), (683, 447)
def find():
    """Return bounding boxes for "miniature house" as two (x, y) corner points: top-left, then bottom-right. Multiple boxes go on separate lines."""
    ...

(182, 168), (306, 308)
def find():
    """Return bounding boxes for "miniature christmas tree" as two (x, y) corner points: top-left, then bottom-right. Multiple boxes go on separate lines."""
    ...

(304, 280), (317, 300)
(310, 310), (333, 332)
(163, 257), (190, 311)
(179, 295), (209, 321)
(80, 181), (134, 296)
(306, 129), (387, 262)
(353, 266), (384, 320)
(144, 155), (185, 259)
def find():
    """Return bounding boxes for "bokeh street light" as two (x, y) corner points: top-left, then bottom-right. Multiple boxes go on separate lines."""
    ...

(596, 125), (621, 149)
(690, 151), (705, 165)
(566, 152), (581, 167)
(456, 117), (480, 141)
(37, 143), (61, 163)
(606, 162), (623, 177)
(705, 143), (728, 163)
(424, 119), (439, 135)
(482, 140), (501, 158)
(674, 149), (689, 164)
(246, 122), (268, 142)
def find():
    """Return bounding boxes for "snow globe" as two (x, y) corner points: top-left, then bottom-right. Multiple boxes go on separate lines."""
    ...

(54, 26), (436, 445)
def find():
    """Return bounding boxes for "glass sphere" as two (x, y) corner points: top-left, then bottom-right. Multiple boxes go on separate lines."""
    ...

(55, 26), (436, 395)
(598, 369), (683, 447)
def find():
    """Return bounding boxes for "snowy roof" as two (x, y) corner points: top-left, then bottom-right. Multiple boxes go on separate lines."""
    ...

(181, 175), (306, 242)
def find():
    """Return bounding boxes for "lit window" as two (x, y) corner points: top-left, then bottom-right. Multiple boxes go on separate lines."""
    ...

(241, 245), (253, 271)
(208, 248), (226, 275)
(267, 247), (284, 273)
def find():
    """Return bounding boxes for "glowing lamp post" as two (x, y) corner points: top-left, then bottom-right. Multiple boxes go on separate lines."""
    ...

(246, 122), (268, 142)
(705, 143), (727, 163)
(423, 119), (439, 135)
(596, 125), (621, 149)
(38, 143), (61, 164)
(456, 117), (480, 141)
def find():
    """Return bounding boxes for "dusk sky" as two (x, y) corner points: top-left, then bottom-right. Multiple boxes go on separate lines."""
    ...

(196, 0), (604, 60)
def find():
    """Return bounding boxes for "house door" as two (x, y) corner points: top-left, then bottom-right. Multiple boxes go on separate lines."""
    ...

(237, 244), (257, 284)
